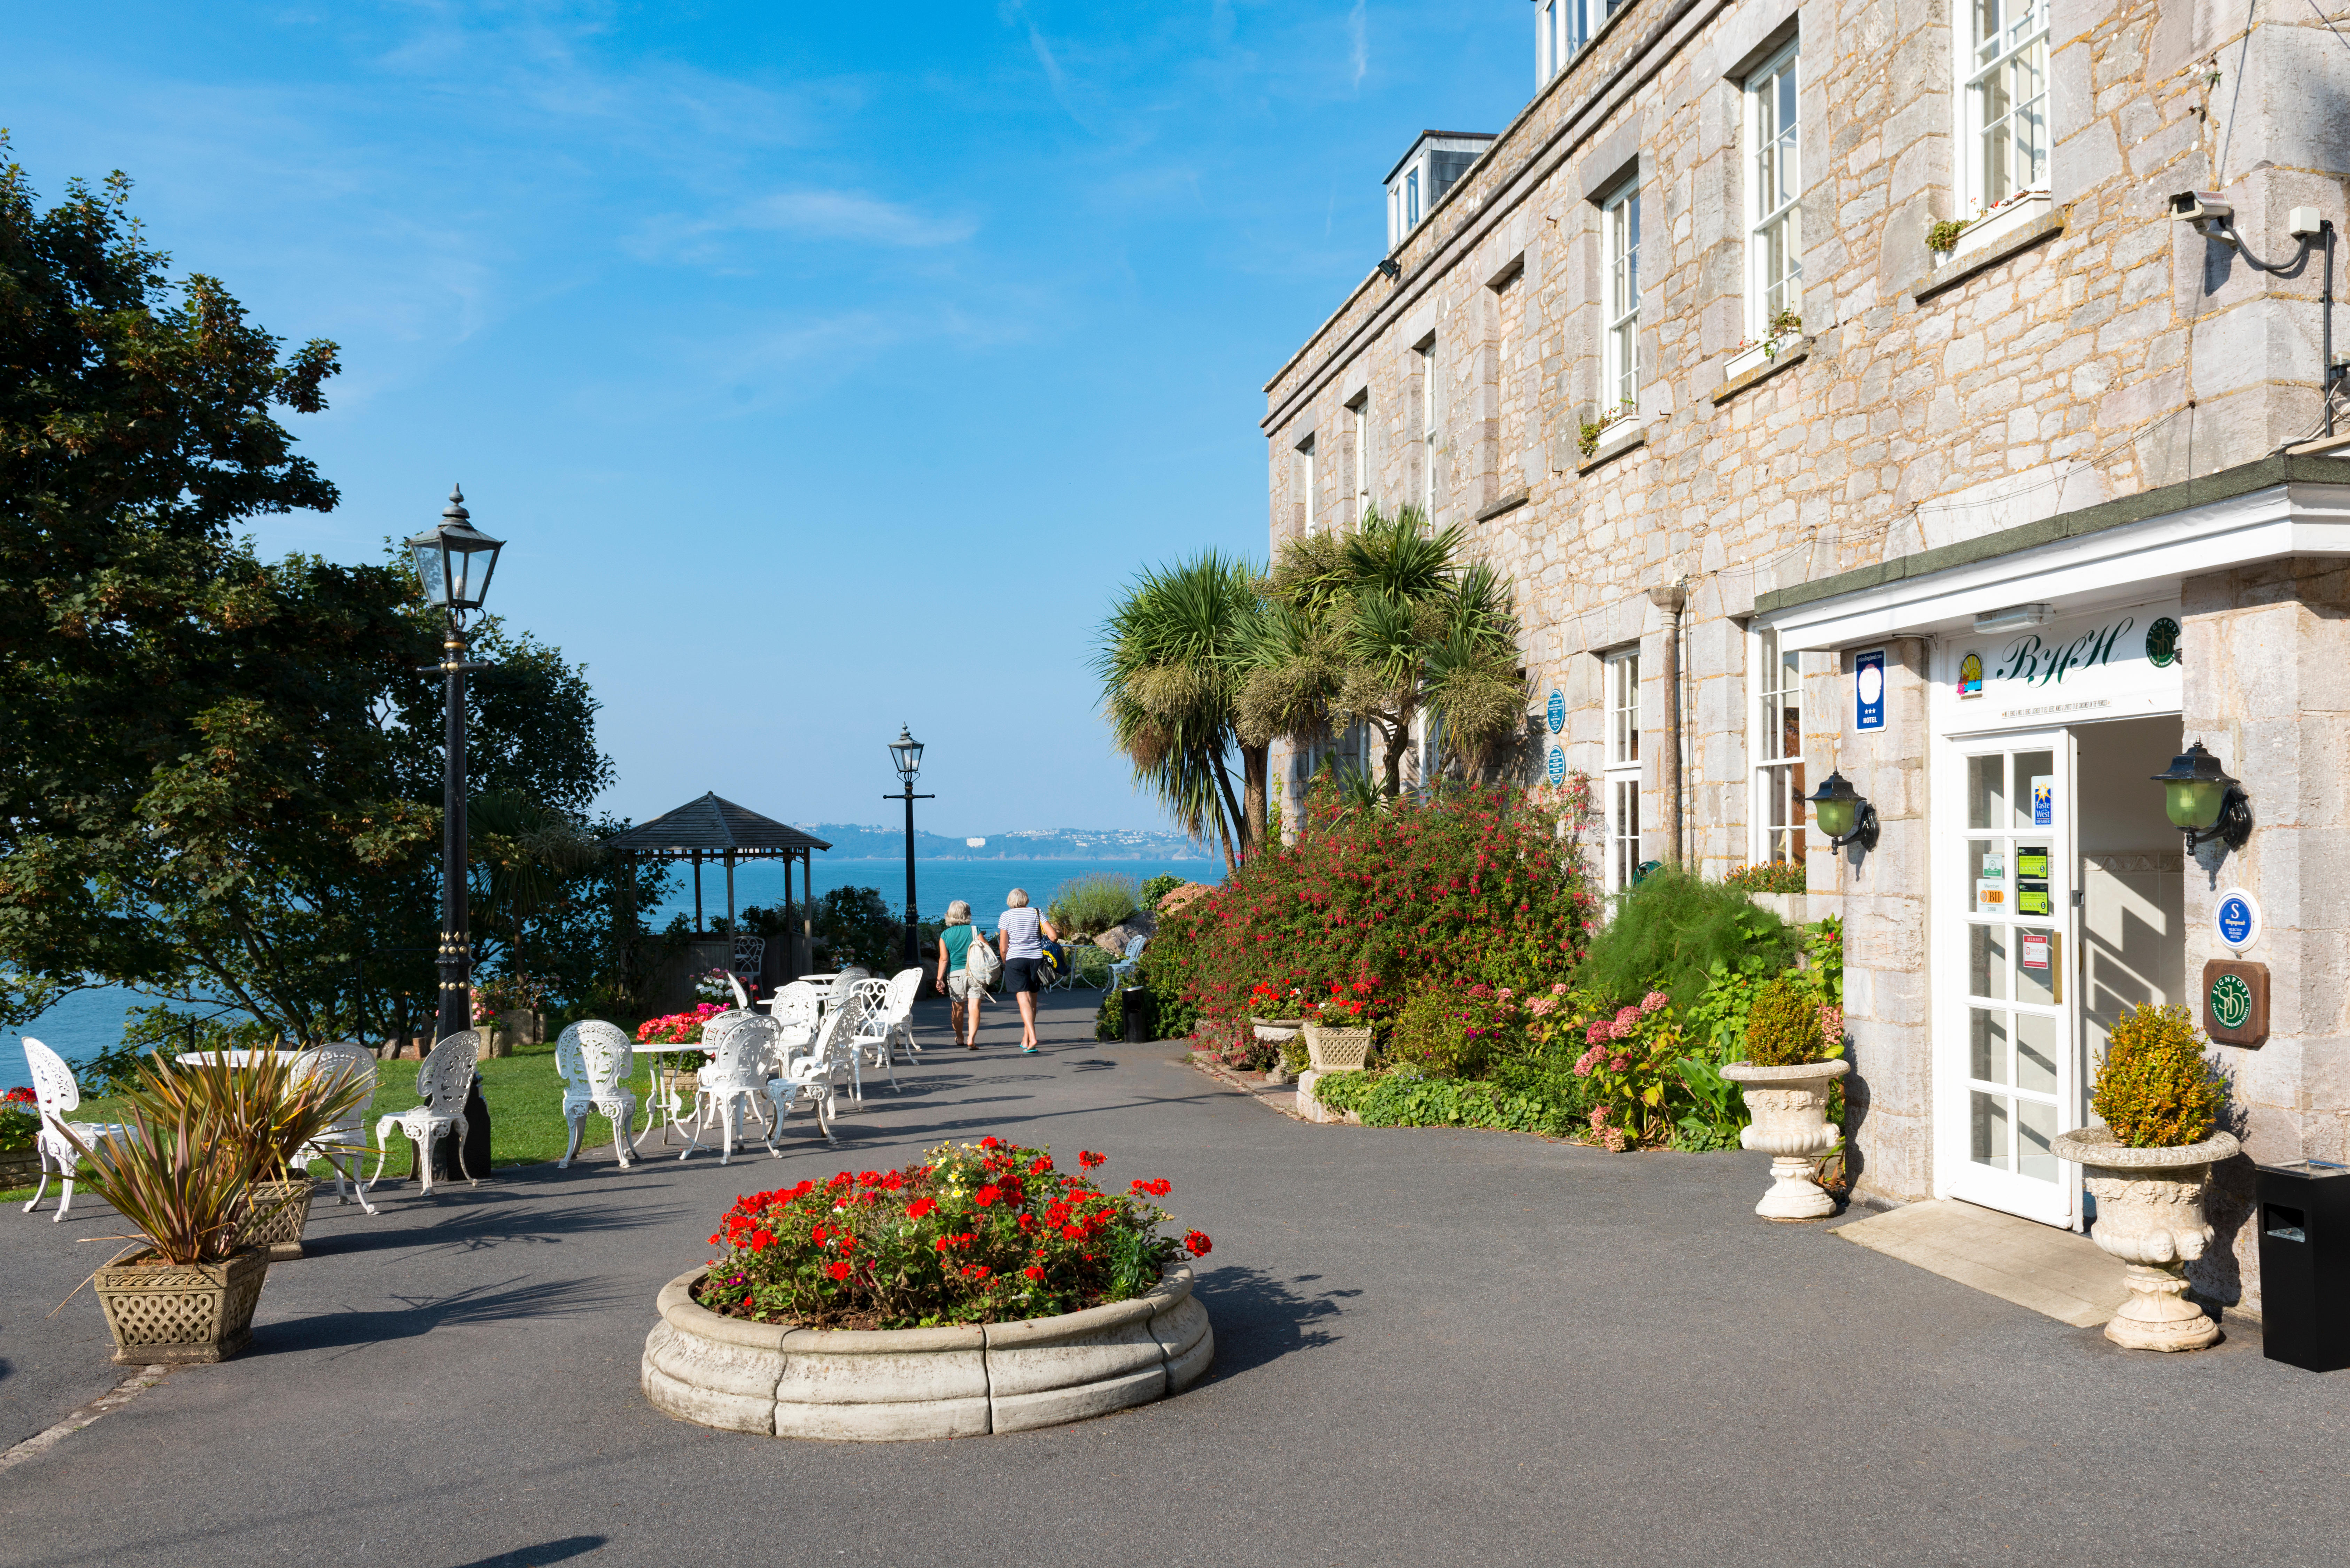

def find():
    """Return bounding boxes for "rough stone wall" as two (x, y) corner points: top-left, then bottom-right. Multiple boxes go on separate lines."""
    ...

(2179, 556), (2350, 1316)
(1262, 0), (2349, 1213)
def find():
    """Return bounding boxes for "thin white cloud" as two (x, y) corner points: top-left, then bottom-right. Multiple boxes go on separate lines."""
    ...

(629, 188), (978, 267)
(1348, 0), (1369, 89)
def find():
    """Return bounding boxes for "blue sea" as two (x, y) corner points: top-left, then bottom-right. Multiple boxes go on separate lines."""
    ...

(1, 857), (1220, 1093)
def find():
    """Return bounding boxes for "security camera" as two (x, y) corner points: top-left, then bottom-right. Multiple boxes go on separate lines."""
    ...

(2170, 191), (2233, 223)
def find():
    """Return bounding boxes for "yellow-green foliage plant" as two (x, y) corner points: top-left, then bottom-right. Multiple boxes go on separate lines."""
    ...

(1738, 976), (1828, 1066)
(2091, 1003), (2226, 1148)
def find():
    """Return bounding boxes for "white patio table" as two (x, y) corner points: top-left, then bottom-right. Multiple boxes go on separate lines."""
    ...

(174, 1050), (309, 1068)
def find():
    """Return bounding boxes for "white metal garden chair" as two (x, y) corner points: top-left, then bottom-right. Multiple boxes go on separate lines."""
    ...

(766, 981), (821, 1038)
(731, 934), (766, 998)
(1107, 935), (1149, 988)
(762, 1004), (851, 1151)
(288, 1040), (380, 1214)
(555, 1021), (638, 1169)
(679, 1013), (781, 1165)
(848, 980), (909, 1099)
(366, 1030), (481, 1198)
(20, 1038), (127, 1222)
(823, 968), (869, 1013)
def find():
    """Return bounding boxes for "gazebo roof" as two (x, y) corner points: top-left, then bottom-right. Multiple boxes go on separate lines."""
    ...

(602, 792), (832, 859)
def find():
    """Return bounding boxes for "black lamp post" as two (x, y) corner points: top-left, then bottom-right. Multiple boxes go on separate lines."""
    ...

(886, 726), (933, 970)
(406, 485), (503, 1181)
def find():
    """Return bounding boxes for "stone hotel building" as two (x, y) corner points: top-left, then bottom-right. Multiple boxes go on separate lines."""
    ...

(1261, 0), (2350, 1311)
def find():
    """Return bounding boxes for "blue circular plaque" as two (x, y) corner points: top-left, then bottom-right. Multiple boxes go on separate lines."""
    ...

(1545, 689), (1565, 734)
(1546, 745), (1566, 785)
(2214, 890), (2260, 953)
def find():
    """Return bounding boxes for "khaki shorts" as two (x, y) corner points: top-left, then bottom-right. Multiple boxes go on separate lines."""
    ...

(947, 972), (984, 1000)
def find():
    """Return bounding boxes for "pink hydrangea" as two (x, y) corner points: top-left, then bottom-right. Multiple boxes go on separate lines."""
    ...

(1527, 995), (1558, 1017)
(1496, 987), (1514, 1000)
(1641, 990), (1670, 1014)
(1550, 982), (1570, 995)
(1585, 1021), (1611, 1046)
(1588, 1105), (1612, 1127)
(1609, 1053), (1630, 1072)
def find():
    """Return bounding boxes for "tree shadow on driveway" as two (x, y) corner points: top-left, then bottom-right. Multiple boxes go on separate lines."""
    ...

(1189, 1265), (1351, 1380)
(251, 1273), (635, 1357)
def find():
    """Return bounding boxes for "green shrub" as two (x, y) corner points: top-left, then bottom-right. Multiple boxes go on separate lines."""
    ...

(1574, 868), (1798, 1011)
(2092, 1003), (2226, 1147)
(1740, 976), (1828, 1065)
(1048, 873), (1140, 935)
(1313, 1067), (1584, 1137)
(812, 886), (901, 971)
(1139, 874), (1184, 909)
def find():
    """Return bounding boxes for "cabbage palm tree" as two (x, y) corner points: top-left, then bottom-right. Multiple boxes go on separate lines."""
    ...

(1095, 552), (1267, 867)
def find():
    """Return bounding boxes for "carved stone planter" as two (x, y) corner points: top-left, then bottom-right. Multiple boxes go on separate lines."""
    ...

(92, 1248), (271, 1365)
(1302, 1024), (1372, 1072)
(238, 1176), (316, 1261)
(2052, 1126), (2240, 1351)
(1721, 1059), (1851, 1220)
(642, 1261), (1213, 1441)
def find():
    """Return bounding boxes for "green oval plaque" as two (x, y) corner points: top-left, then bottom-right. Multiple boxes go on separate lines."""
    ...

(2209, 971), (2253, 1031)
(2146, 616), (2181, 668)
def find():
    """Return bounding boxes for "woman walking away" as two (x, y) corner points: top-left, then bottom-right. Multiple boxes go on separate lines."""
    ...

(938, 901), (985, 1048)
(995, 889), (1057, 1053)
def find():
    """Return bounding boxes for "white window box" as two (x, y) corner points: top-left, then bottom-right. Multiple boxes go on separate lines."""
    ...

(1724, 336), (1798, 381)
(1945, 191), (2053, 262)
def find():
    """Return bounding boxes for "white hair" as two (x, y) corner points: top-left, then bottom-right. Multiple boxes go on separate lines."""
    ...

(944, 900), (972, 925)
(1006, 888), (1029, 908)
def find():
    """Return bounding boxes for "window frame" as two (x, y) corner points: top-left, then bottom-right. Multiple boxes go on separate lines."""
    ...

(1960, 0), (2050, 219)
(1603, 646), (1643, 893)
(1744, 42), (1802, 342)
(1748, 625), (1807, 868)
(1602, 183), (1641, 423)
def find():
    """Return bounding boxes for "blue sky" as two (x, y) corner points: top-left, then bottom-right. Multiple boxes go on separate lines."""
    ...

(2, 2), (1532, 835)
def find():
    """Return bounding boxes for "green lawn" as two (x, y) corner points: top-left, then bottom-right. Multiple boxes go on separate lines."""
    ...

(0, 1043), (679, 1203)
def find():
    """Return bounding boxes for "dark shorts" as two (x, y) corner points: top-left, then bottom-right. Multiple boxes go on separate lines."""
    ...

(1003, 956), (1042, 994)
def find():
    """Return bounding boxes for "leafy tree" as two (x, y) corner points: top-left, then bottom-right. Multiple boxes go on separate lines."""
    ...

(1095, 551), (1268, 866)
(1239, 505), (1527, 795)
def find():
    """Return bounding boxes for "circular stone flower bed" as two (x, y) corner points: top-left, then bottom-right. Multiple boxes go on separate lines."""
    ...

(641, 1138), (1215, 1440)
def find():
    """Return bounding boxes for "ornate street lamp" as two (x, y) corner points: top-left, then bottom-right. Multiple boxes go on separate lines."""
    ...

(1806, 769), (1880, 851)
(2150, 740), (2253, 853)
(886, 726), (932, 970)
(405, 485), (503, 1180)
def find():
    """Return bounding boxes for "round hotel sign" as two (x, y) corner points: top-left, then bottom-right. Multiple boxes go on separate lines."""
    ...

(2209, 972), (2254, 1032)
(2213, 890), (2261, 953)
(1546, 745), (1566, 785)
(1546, 689), (1565, 734)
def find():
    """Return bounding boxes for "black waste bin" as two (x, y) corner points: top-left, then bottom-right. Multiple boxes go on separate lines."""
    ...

(2255, 1159), (2350, 1372)
(1121, 986), (1154, 1045)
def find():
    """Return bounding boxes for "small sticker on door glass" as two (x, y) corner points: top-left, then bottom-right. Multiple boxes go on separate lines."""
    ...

(2020, 933), (2051, 969)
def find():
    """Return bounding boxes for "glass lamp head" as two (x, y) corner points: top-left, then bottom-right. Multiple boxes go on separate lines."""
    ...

(889, 725), (924, 783)
(404, 486), (504, 614)
(1807, 769), (1864, 841)
(2151, 741), (2235, 832)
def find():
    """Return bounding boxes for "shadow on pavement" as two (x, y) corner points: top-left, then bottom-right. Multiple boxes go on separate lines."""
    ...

(451, 1536), (608, 1568)
(253, 1274), (633, 1356)
(1191, 1265), (1350, 1379)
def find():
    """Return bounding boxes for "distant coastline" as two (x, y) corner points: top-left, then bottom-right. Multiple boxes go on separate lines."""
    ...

(782, 823), (1209, 861)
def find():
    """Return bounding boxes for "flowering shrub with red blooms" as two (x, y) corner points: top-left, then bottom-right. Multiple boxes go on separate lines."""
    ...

(1304, 978), (1385, 1028)
(693, 1137), (1212, 1329)
(1149, 783), (1597, 1046)
(635, 1003), (730, 1047)
(2, 1085), (35, 1105)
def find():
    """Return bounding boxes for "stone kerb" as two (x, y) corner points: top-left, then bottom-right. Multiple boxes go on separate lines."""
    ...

(642, 1262), (1212, 1441)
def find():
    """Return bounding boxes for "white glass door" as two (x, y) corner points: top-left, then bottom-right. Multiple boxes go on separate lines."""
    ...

(1936, 728), (2079, 1227)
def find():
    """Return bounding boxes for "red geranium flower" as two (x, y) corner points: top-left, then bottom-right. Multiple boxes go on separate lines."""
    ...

(1183, 1230), (1213, 1257)
(973, 1185), (1000, 1208)
(1078, 1150), (1106, 1170)
(907, 1197), (938, 1220)
(827, 1261), (852, 1281)
(979, 1136), (1001, 1149)
(1023, 1265), (1045, 1281)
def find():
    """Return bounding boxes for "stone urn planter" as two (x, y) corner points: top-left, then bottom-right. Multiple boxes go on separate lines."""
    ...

(1250, 1017), (1303, 1043)
(642, 1261), (1213, 1441)
(1302, 1023), (1373, 1072)
(237, 1175), (316, 1262)
(1720, 1059), (1851, 1220)
(92, 1248), (271, 1365)
(2052, 1126), (2240, 1351)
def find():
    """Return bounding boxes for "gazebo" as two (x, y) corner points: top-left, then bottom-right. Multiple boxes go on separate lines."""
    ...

(604, 793), (832, 961)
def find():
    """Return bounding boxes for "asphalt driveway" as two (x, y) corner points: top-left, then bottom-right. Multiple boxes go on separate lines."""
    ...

(1, 990), (2343, 1567)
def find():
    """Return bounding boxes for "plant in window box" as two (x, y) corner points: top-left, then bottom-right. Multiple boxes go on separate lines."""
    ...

(1719, 975), (1849, 1219)
(2051, 1004), (2237, 1351)
(1576, 401), (1636, 459)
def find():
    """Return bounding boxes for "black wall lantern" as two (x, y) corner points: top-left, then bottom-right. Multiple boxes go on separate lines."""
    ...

(2151, 740), (2253, 853)
(1807, 769), (1880, 850)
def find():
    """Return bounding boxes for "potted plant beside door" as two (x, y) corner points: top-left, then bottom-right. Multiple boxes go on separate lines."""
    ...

(2052, 1003), (2236, 1351)
(1721, 977), (1850, 1220)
